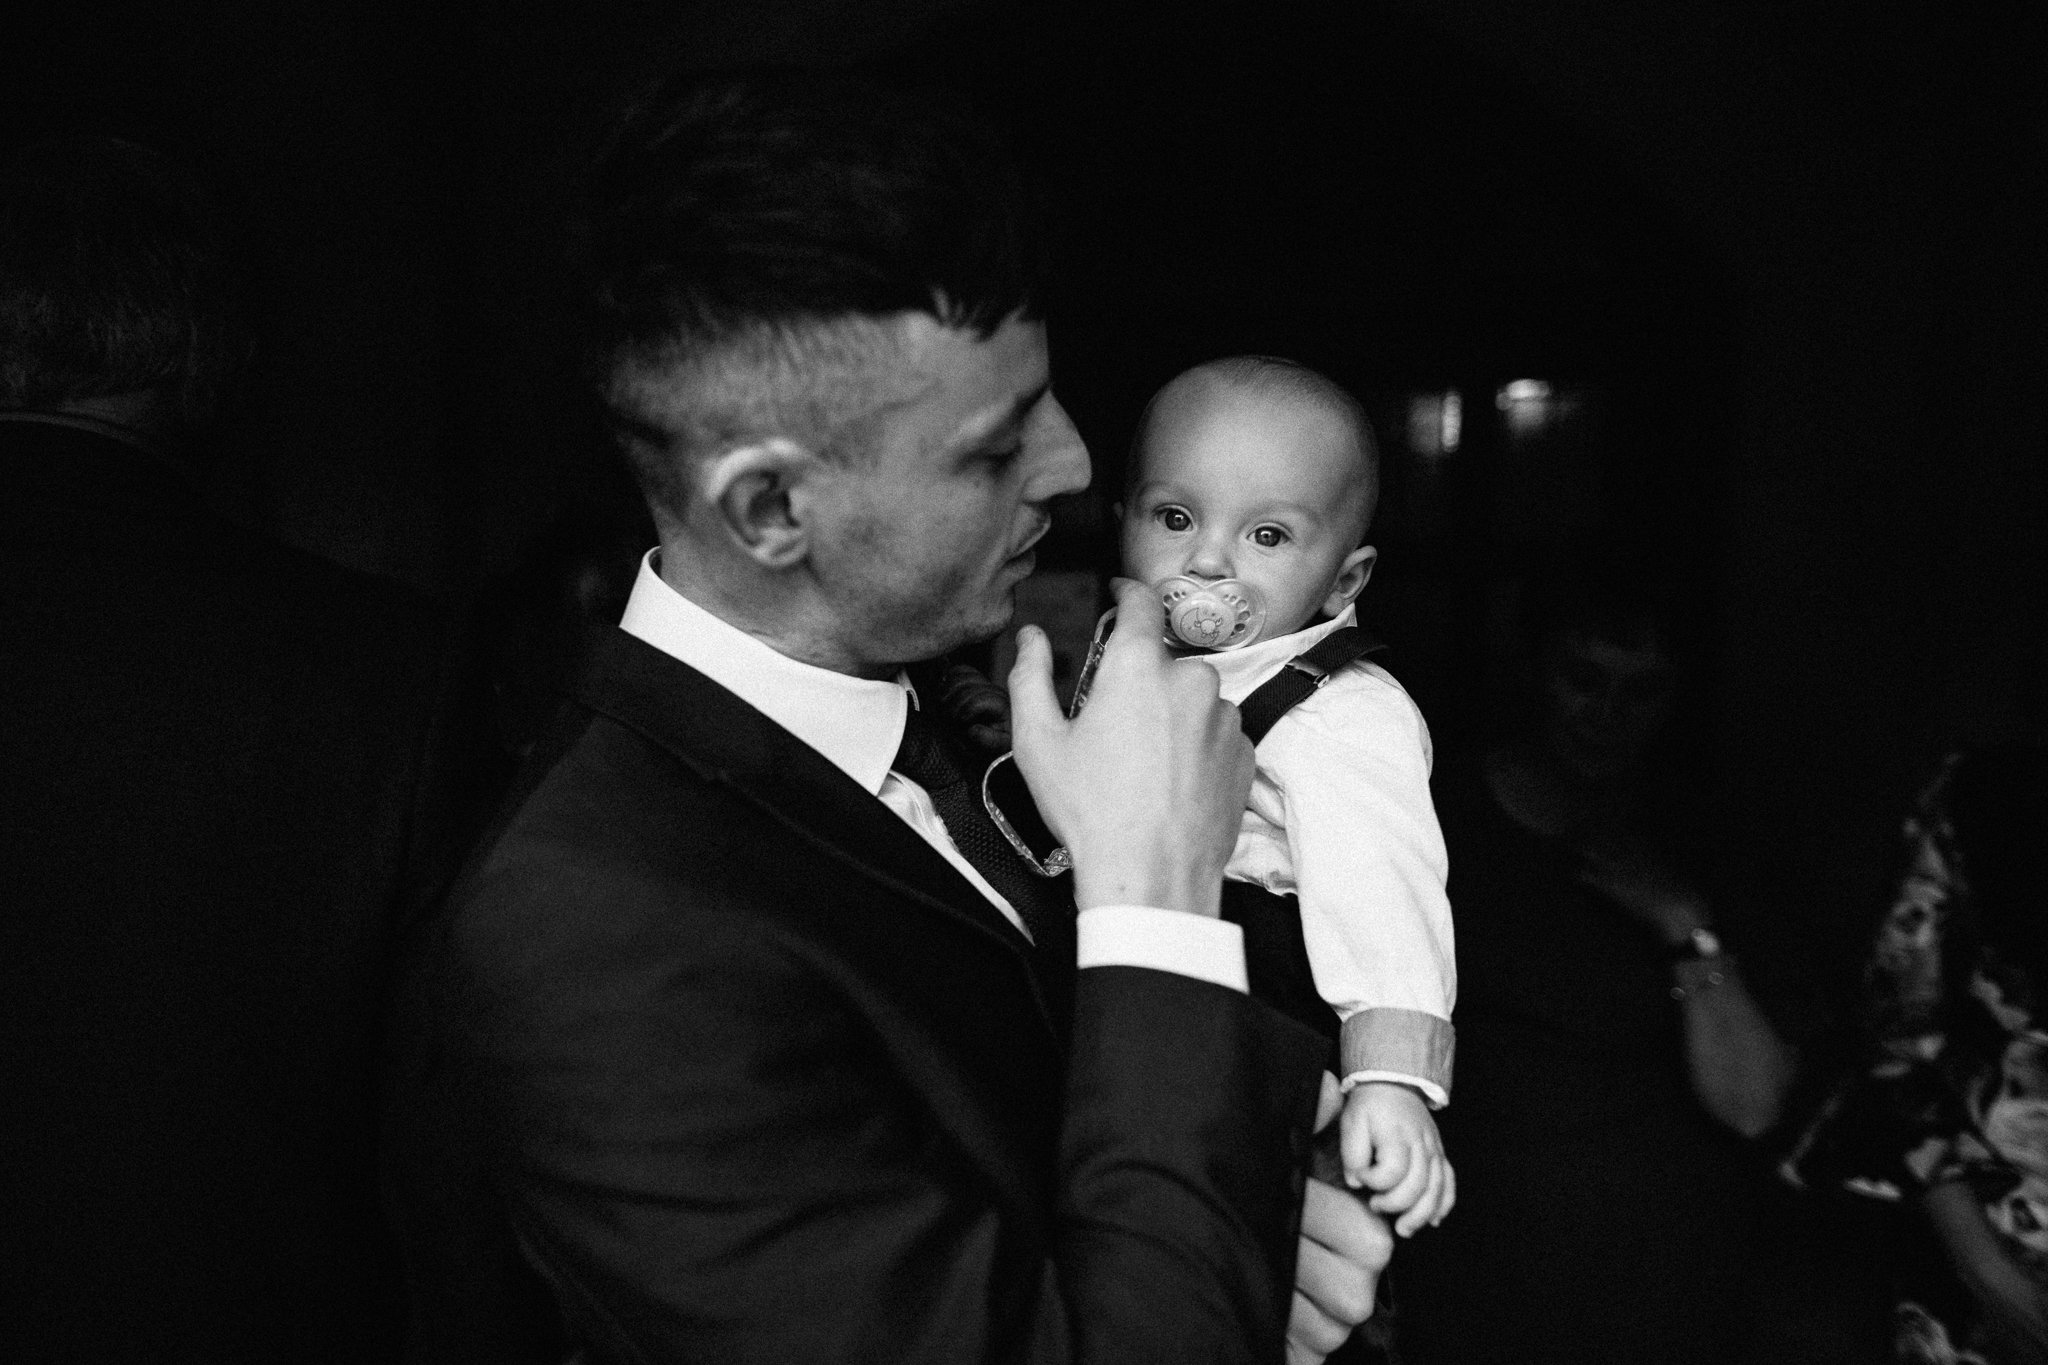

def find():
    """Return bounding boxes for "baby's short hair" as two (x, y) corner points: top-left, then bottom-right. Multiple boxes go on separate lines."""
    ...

(1196, 355), (1376, 456)
(1131, 354), (1380, 540)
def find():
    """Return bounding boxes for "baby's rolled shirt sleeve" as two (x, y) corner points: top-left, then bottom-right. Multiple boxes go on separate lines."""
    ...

(1268, 669), (1456, 1107)
(1339, 1011), (1456, 1108)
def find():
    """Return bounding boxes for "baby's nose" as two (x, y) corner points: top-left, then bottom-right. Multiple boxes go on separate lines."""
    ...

(1187, 539), (1234, 579)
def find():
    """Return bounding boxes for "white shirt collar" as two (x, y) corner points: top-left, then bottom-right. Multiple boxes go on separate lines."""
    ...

(618, 551), (911, 796)
(1183, 604), (1359, 701)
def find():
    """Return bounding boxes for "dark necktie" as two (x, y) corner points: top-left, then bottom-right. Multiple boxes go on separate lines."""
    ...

(892, 702), (1076, 1007)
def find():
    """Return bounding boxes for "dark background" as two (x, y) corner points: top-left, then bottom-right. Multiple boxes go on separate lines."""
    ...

(10, 0), (2043, 944)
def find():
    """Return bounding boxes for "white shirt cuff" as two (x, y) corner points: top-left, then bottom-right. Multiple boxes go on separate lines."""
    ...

(1075, 905), (1248, 994)
(1340, 1070), (1451, 1111)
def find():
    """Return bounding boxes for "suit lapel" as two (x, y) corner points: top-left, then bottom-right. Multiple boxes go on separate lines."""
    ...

(573, 627), (1066, 1231)
(575, 626), (1056, 1022)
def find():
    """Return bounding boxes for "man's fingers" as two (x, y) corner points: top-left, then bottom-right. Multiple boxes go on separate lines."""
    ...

(1285, 1336), (1326, 1365)
(1299, 1177), (1392, 1291)
(1287, 1287), (1353, 1360)
(1294, 1235), (1375, 1335)
(1102, 577), (1165, 653)
(1339, 1105), (1374, 1189)
(1005, 625), (1062, 744)
(1294, 1181), (1384, 1358)
(1314, 1072), (1343, 1132)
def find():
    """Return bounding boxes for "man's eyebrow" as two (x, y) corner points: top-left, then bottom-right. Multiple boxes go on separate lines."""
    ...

(953, 380), (1052, 449)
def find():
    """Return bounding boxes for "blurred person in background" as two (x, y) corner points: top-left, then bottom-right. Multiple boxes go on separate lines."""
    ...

(1395, 534), (1805, 1364)
(0, 136), (496, 1362)
(1785, 746), (2048, 1364)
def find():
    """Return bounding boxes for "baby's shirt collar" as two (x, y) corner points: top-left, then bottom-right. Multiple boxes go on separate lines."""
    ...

(1181, 604), (1360, 705)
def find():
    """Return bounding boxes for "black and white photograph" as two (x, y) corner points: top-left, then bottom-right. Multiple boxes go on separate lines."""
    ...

(3, 3), (2043, 1361)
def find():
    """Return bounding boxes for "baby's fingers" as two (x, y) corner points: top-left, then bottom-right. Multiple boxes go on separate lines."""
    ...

(1433, 1162), (1457, 1226)
(1367, 1143), (1429, 1220)
(1392, 1157), (1446, 1238)
(965, 720), (1013, 752)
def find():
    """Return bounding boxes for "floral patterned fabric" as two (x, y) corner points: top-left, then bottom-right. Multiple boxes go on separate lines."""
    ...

(1784, 751), (2048, 1363)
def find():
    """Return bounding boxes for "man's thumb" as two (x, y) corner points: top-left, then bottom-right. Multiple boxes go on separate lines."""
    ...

(1007, 625), (1062, 743)
(1315, 1072), (1344, 1133)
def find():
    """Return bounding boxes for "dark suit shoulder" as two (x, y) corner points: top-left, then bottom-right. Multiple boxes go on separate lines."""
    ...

(431, 690), (1063, 1137)
(471, 703), (765, 888)
(393, 674), (1332, 1365)
(447, 705), (845, 1000)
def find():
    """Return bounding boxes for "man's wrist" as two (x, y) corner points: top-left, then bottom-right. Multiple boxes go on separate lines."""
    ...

(1072, 860), (1223, 919)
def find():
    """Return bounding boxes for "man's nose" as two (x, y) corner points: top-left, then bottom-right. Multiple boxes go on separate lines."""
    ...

(1023, 394), (1091, 501)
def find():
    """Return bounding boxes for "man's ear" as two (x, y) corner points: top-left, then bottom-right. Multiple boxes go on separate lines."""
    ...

(1321, 545), (1378, 617)
(700, 438), (819, 571)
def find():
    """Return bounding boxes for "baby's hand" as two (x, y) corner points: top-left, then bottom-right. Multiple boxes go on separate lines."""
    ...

(940, 662), (1013, 752)
(1340, 1082), (1455, 1237)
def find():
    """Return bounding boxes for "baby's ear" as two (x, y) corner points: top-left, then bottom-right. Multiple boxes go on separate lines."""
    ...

(1322, 545), (1378, 617)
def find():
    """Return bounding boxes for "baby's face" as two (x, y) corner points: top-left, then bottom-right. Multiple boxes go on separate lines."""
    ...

(1122, 383), (1374, 648)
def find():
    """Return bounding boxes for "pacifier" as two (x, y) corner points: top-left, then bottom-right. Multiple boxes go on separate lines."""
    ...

(1156, 576), (1267, 651)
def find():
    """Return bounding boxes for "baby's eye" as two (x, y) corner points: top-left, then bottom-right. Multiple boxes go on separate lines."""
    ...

(1155, 506), (1193, 532)
(1250, 525), (1290, 548)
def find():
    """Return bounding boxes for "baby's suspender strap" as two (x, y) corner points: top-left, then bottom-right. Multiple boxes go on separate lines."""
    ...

(1236, 627), (1388, 746)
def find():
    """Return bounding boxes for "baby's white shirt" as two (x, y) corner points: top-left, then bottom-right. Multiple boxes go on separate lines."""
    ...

(1188, 606), (1457, 1106)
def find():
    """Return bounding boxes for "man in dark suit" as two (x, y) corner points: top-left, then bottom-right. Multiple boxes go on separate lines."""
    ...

(387, 72), (1390, 1364)
(0, 138), (497, 1361)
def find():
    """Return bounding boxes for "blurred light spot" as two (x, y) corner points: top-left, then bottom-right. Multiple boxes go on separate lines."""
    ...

(1497, 378), (1558, 439)
(1405, 390), (1463, 459)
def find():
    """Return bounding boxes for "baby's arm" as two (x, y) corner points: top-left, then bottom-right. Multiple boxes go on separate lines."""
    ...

(1271, 672), (1456, 1226)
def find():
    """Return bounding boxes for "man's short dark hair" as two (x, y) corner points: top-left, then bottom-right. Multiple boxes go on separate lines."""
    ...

(0, 137), (244, 429)
(576, 70), (1049, 512)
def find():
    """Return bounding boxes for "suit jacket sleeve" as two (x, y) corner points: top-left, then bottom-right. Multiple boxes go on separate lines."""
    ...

(436, 849), (1328, 1365)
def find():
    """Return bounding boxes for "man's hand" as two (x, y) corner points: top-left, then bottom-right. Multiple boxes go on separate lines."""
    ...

(1290, 1075), (1394, 1364)
(1009, 579), (1253, 917)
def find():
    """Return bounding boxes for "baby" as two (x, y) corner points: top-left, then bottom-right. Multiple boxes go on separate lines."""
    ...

(1121, 356), (1456, 1235)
